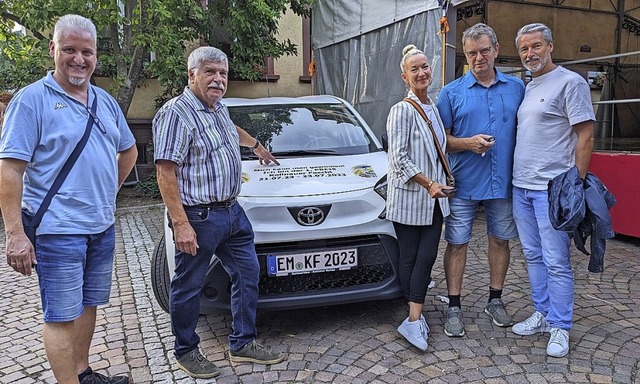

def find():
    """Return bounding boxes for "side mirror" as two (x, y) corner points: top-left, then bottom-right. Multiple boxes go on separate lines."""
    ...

(381, 133), (389, 152)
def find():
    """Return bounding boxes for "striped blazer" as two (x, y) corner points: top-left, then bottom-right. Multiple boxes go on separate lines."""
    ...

(385, 92), (450, 226)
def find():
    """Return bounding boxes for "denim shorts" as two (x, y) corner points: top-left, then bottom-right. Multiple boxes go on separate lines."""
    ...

(445, 197), (517, 244)
(35, 225), (116, 322)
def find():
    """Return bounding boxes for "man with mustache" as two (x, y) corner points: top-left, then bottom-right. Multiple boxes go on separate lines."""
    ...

(153, 46), (281, 379)
(511, 23), (595, 358)
(0, 14), (137, 383)
(436, 23), (524, 338)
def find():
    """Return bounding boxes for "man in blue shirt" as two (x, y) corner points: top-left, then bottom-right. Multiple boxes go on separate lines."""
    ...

(436, 23), (524, 337)
(0, 14), (137, 384)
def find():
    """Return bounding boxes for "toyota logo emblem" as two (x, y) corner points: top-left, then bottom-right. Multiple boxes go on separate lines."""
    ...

(287, 205), (331, 226)
(297, 207), (325, 226)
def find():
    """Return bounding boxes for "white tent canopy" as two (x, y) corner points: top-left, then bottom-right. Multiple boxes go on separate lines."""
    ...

(312, 0), (447, 49)
(311, 0), (469, 137)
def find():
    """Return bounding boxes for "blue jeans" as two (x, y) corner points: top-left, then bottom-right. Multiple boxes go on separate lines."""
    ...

(36, 225), (116, 322)
(512, 187), (573, 330)
(445, 197), (518, 244)
(170, 203), (259, 359)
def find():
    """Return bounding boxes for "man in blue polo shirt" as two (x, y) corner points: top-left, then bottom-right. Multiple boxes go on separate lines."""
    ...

(0, 14), (137, 383)
(436, 23), (524, 337)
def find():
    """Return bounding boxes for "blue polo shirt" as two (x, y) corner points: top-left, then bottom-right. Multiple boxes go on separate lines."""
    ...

(436, 69), (524, 200)
(0, 72), (136, 235)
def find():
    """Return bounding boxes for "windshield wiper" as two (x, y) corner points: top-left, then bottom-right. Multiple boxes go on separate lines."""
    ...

(270, 149), (338, 156)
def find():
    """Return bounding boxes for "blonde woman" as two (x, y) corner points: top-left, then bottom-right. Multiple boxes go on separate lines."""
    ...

(386, 44), (453, 351)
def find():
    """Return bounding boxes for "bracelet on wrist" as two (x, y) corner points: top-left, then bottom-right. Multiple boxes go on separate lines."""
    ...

(427, 180), (435, 192)
(251, 139), (260, 150)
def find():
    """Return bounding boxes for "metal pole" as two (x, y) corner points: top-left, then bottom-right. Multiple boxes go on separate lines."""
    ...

(502, 50), (640, 75)
(560, 51), (640, 66)
(442, 26), (446, 87)
(592, 98), (640, 104)
(440, 0), (450, 88)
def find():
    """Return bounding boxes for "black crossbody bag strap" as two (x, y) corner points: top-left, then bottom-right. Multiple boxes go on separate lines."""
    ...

(403, 97), (455, 186)
(29, 92), (98, 228)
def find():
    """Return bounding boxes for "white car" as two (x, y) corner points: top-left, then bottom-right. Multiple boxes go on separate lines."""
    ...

(151, 95), (402, 314)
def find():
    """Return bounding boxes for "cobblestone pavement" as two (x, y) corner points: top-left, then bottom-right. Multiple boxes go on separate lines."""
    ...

(1, 205), (639, 384)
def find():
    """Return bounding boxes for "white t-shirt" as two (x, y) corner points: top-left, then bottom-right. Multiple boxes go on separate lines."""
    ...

(421, 103), (445, 149)
(513, 66), (595, 190)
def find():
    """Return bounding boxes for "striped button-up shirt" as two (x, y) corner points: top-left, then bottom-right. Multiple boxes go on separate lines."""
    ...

(152, 87), (241, 206)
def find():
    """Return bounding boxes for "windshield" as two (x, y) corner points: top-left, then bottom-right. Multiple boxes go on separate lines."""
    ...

(228, 103), (379, 158)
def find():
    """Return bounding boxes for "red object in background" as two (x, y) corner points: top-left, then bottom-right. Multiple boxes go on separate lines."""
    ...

(589, 152), (640, 238)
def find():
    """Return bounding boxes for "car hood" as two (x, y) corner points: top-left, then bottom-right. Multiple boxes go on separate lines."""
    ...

(240, 152), (388, 198)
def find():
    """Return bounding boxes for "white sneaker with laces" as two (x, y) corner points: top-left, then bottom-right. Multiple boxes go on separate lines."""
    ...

(419, 314), (430, 338)
(547, 328), (570, 357)
(397, 317), (428, 351)
(512, 311), (550, 336)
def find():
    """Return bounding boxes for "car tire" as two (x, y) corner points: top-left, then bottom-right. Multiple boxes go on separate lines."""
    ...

(151, 235), (170, 313)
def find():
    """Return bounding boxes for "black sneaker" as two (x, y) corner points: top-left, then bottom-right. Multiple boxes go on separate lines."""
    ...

(79, 367), (130, 384)
(176, 348), (220, 379)
(229, 340), (285, 364)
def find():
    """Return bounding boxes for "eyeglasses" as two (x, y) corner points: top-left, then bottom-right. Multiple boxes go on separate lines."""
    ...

(464, 47), (492, 59)
(86, 107), (107, 134)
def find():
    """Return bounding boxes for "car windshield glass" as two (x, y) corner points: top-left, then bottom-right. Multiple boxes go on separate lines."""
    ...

(229, 103), (377, 158)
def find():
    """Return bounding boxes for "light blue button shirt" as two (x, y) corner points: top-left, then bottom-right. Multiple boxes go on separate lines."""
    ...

(436, 69), (524, 200)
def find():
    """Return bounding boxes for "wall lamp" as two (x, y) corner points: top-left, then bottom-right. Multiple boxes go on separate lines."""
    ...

(457, 1), (485, 20)
(622, 16), (640, 36)
(465, 7), (474, 18)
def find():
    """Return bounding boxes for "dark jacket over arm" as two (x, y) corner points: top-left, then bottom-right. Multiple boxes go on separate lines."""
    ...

(548, 166), (616, 272)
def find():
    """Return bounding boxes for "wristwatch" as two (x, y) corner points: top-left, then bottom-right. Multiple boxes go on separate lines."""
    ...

(251, 139), (260, 150)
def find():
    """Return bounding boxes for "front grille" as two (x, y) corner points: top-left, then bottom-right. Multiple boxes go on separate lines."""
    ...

(256, 236), (395, 295)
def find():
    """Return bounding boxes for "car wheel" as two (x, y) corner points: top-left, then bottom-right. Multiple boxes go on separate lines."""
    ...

(151, 235), (170, 313)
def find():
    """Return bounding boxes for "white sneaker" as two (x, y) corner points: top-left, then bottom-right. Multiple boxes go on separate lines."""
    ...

(419, 314), (430, 338)
(512, 311), (550, 336)
(547, 328), (570, 357)
(397, 317), (428, 351)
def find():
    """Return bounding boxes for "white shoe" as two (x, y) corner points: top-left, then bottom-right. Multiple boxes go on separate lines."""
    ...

(419, 314), (430, 338)
(547, 328), (570, 357)
(512, 311), (550, 336)
(397, 317), (428, 351)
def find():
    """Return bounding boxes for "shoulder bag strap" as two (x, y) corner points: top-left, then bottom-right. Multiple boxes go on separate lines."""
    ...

(403, 97), (454, 184)
(30, 91), (98, 228)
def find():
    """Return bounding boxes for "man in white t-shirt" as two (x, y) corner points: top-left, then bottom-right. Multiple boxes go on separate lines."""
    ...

(510, 23), (595, 358)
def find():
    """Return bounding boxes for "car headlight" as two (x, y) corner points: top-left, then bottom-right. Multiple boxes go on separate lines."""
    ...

(374, 174), (388, 200)
(374, 175), (388, 219)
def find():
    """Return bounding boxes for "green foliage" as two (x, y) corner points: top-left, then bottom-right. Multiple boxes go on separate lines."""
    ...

(136, 171), (162, 199)
(0, 32), (50, 90)
(0, 0), (315, 112)
(218, 0), (314, 81)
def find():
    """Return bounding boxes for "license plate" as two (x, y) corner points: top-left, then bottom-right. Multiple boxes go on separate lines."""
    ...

(267, 248), (358, 276)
